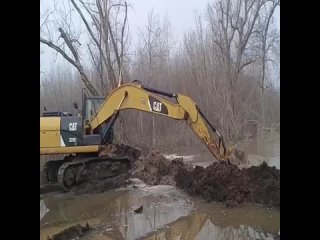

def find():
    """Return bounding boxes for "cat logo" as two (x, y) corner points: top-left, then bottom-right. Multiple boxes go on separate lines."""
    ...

(69, 122), (77, 131)
(152, 102), (162, 112)
(148, 96), (168, 115)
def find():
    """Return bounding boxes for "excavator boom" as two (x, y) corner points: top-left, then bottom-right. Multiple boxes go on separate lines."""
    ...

(88, 81), (230, 161)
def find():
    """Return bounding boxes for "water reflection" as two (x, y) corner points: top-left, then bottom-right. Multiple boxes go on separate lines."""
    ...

(41, 186), (194, 240)
(145, 209), (279, 240)
(41, 187), (279, 240)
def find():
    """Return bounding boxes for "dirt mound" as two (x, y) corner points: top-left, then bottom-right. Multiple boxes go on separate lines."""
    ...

(175, 161), (280, 208)
(99, 143), (142, 163)
(132, 151), (190, 185)
(47, 223), (91, 240)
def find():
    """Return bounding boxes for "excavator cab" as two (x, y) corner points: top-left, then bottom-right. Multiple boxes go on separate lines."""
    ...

(82, 96), (104, 125)
(79, 90), (114, 144)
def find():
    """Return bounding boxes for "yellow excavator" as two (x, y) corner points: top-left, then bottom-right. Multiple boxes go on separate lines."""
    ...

(40, 80), (233, 190)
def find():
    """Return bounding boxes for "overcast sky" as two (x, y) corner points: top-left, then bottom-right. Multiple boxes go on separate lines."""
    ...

(40, 0), (280, 80)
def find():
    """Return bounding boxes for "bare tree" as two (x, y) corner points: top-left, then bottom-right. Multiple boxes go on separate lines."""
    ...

(40, 1), (99, 96)
(40, 0), (130, 96)
(208, 0), (262, 109)
(205, 0), (279, 138)
(256, 0), (280, 126)
(134, 10), (174, 148)
(73, 0), (130, 90)
(137, 10), (161, 148)
(40, 28), (99, 96)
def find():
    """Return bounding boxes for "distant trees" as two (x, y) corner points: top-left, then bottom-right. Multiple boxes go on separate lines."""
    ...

(205, 0), (280, 138)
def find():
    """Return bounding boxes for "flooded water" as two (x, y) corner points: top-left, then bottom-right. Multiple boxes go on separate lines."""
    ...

(40, 132), (280, 240)
(240, 131), (280, 169)
(41, 186), (279, 240)
(165, 131), (280, 170)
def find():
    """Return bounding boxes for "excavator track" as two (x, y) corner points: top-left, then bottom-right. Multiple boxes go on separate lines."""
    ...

(40, 144), (142, 192)
(41, 158), (72, 184)
(57, 156), (131, 191)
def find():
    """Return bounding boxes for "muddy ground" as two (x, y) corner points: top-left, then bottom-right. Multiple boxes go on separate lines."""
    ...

(41, 147), (280, 209)
(47, 223), (91, 240)
(132, 150), (280, 208)
(175, 161), (279, 208)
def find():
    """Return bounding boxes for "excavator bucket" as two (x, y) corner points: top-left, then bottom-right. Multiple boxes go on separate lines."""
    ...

(208, 142), (236, 162)
(225, 144), (237, 160)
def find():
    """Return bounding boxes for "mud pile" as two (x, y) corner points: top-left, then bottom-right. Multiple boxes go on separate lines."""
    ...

(47, 223), (91, 240)
(98, 143), (142, 163)
(175, 161), (280, 208)
(132, 151), (190, 185)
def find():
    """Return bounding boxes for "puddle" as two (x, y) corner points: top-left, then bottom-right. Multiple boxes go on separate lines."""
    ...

(41, 186), (279, 240)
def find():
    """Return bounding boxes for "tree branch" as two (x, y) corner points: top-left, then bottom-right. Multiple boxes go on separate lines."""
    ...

(239, 59), (255, 72)
(58, 27), (80, 63)
(88, 44), (104, 93)
(96, 0), (117, 89)
(40, 35), (99, 97)
(118, 1), (128, 86)
(71, 0), (109, 70)
(40, 37), (78, 68)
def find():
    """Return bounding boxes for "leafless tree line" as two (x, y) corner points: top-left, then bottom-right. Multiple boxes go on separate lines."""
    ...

(40, 0), (280, 151)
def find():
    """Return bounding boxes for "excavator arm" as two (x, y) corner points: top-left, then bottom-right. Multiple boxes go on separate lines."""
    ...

(88, 81), (232, 161)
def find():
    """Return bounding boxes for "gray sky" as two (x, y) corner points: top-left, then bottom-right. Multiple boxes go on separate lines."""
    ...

(40, 0), (280, 79)
(128, 0), (210, 44)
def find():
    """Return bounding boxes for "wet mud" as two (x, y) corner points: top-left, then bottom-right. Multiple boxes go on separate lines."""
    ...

(131, 151), (192, 186)
(175, 161), (280, 208)
(69, 173), (131, 195)
(41, 145), (279, 208)
(130, 150), (279, 208)
(47, 223), (91, 240)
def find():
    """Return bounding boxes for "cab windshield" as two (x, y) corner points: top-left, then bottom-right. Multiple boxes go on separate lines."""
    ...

(84, 97), (105, 123)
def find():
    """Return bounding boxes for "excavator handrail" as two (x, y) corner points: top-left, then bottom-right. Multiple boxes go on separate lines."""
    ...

(88, 80), (231, 161)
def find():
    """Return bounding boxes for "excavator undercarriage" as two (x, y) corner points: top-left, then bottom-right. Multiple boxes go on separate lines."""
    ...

(41, 145), (142, 191)
(40, 80), (233, 191)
